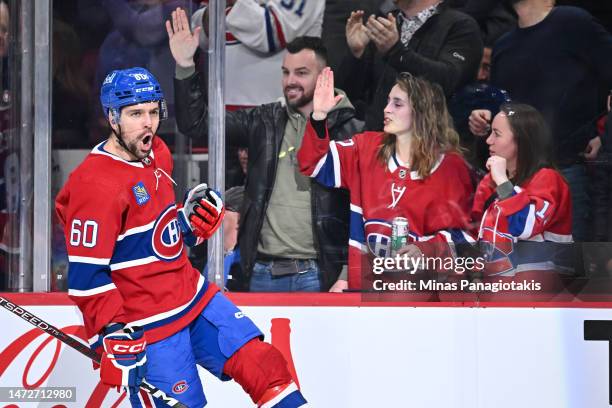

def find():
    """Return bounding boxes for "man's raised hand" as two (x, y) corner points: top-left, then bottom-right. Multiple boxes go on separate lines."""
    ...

(312, 67), (344, 121)
(346, 10), (370, 58)
(166, 7), (200, 68)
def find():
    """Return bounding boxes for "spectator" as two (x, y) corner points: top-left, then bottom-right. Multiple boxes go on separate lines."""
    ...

(203, 186), (249, 291)
(471, 103), (573, 298)
(322, 0), (383, 72)
(0, 0), (8, 59)
(192, 0), (324, 192)
(448, 33), (514, 171)
(590, 96), (612, 242)
(449, 0), (516, 44)
(52, 18), (91, 149)
(95, 0), (194, 122)
(298, 70), (474, 291)
(469, 0), (612, 241)
(193, 0), (324, 108)
(169, 8), (363, 292)
(338, 0), (482, 130)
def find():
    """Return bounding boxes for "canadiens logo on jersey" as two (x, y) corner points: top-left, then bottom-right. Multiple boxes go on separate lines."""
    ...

(365, 220), (393, 258)
(133, 182), (150, 206)
(480, 227), (515, 275)
(152, 205), (183, 260)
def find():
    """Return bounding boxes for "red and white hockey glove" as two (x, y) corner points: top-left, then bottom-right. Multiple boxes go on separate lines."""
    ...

(178, 183), (225, 241)
(100, 326), (147, 389)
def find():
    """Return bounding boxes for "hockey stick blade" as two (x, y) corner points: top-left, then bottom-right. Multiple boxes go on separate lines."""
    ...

(0, 295), (189, 408)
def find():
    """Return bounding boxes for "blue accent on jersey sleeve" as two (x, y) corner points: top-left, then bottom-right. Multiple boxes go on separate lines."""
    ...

(349, 210), (365, 243)
(264, 7), (277, 53)
(448, 228), (470, 245)
(314, 153), (337, 188)
(507, 204), (531, 237)
(68, 262), (113, 291)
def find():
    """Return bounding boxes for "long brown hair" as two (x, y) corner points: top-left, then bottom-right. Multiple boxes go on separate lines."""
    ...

(498, 103), (554, 186)
(376, 73), (462, 178)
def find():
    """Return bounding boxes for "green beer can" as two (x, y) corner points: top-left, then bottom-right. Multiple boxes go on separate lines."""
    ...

(391, 217), (409, 255)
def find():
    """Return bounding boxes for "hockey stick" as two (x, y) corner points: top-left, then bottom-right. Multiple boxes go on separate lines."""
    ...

(0, 295), (189, 408)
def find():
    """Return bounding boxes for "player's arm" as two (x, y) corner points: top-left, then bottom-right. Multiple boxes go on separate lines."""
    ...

(55, 180), (127, 342)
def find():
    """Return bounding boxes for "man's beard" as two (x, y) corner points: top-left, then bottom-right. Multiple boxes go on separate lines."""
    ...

(127, 136), (153, 160)
(284, 86), (313, 110)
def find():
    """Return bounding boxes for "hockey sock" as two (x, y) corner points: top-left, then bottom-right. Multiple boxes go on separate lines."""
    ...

(223, 338), (294, 403)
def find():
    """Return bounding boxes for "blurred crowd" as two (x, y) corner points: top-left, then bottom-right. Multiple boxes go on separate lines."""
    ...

(3, 0), (612, 297)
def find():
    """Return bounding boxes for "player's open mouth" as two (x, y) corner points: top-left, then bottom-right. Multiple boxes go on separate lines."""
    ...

(142, 135), (152, 146)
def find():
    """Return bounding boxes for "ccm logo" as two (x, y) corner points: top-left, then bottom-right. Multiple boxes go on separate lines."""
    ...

(112, 343), (146, 353)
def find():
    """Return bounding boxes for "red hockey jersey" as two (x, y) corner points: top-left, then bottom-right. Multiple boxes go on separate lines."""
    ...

(55, 138), (217, 344)
(298, 124), (475, 289)
(471, 168), (573, 277)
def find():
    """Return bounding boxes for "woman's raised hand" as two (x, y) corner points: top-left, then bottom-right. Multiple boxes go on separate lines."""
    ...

(312, 67), (344, 121)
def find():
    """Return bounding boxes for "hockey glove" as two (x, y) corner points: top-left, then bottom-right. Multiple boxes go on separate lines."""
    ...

(100, 326), (147, 389)
(178, 183), (225, 242)
(90, 322), (126, 370)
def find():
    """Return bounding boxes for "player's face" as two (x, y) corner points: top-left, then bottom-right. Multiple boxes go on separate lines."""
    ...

(383, 85), (413, 136)
(281, 49), (323, 110)
(486, 112), (518, 163)
(113, 102), (160, 160)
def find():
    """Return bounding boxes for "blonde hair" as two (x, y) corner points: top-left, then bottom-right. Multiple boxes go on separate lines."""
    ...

(376, 74), (462, 178)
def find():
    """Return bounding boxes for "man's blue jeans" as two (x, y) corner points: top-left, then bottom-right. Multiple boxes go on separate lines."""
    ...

(249, 259), (321, 292)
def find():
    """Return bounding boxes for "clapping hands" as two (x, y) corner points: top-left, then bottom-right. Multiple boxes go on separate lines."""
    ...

(346, 11), (399, 57)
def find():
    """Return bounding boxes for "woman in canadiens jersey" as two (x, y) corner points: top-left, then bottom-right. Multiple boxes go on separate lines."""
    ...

(471, 103), (573, 300)
(297, 68), (475, 293)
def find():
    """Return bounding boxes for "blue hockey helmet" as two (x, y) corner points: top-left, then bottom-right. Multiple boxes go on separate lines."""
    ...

(100, 67), (168, 123)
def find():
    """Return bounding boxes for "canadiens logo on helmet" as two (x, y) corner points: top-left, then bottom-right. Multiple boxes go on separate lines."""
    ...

(172, 380), (189, 394)
(152, 205), (183, 260)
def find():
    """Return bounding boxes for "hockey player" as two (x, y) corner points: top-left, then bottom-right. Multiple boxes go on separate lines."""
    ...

(55, 67), (306, 407)
(471, 103), (573, 291)
(297, 68), (475, 290)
